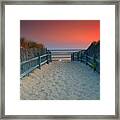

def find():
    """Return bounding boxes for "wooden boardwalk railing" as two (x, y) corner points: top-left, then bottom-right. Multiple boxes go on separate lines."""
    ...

(71, 51), (100, 73)
(20, 52), (52, 78)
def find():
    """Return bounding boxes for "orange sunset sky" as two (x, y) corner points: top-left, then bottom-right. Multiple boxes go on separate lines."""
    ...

(20, 20), (100, 49)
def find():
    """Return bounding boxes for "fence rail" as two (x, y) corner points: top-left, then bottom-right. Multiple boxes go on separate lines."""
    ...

(71, 52), (100, 73)
(20, 52), (52, 78)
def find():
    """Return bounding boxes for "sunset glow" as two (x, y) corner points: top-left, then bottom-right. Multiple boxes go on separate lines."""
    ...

(20, 20), (100, 49)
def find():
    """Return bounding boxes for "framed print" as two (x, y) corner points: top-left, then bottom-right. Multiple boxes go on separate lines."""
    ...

(0, 0), (119, 119)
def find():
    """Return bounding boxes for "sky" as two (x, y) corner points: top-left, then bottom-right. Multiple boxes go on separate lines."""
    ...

(20, 20), (100, 49)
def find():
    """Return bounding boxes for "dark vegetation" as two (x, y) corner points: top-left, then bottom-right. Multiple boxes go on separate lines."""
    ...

(85, 40), (100, 59)
(20, 38), (47, 62)
(20, 37), (45, 49)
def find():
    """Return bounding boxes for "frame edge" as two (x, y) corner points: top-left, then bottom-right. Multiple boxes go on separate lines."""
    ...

(1, 0), (119, 119)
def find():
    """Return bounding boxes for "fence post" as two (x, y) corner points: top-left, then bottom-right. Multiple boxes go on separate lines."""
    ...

(86, 53), (88, 65)
(71, 53), (74, 61)
(93, 55), (96, 71)
(38, 56), (41, 69)
(73, 53), (75, 61)
(74, 53), (75, 61)
(71, 53), (73, 61)
(50, 52), (52, 62)
(80, 52), (82, 62)
(72, 53), (74, 61)
(77, 52), (79, 61)
(47, 53), (49, 64)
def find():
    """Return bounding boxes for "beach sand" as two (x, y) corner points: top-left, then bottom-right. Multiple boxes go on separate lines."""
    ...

(20, 61), (100, 100)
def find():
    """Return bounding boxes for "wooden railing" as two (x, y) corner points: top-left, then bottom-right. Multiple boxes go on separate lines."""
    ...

(20, 52), (52, 78)
(71, 52), (100, 73)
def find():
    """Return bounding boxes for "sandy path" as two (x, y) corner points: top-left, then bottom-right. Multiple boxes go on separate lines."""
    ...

(20, 61), (100, 100)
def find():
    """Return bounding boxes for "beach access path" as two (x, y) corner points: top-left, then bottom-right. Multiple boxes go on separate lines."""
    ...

(20, 61), (100, 100)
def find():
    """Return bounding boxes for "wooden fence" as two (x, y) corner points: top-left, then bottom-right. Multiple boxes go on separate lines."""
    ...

(20, 51), (52, 78)
(71, 51), (100, 73)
